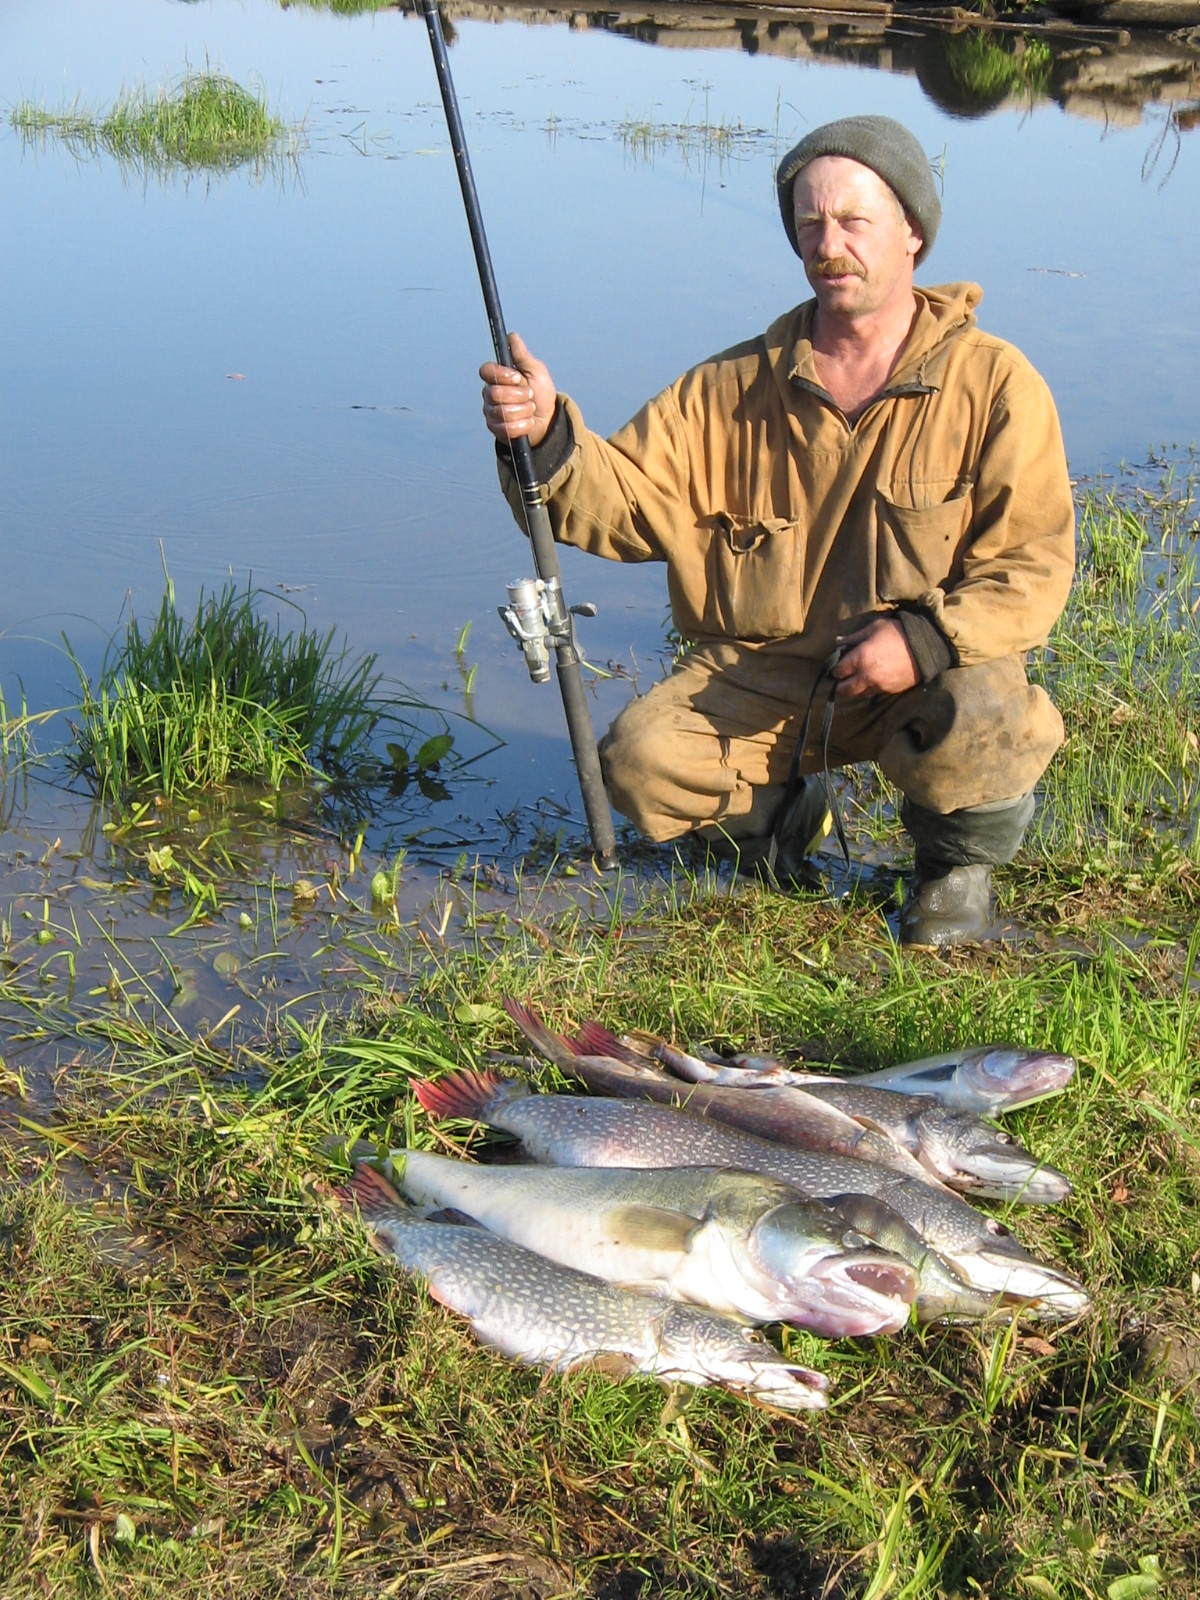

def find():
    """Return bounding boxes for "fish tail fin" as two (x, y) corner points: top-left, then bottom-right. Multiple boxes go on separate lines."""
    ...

(574, 1020), (653, 1068)
(334, 1163), (405, 1220)
(501, 997), (580, 1067)
(414, 1066), (514, 1122)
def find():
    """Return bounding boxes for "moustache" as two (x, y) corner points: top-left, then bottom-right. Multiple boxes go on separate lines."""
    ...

(812, 256), (866, 280)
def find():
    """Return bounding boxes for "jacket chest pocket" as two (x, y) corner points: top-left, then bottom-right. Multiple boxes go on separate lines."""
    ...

(876, 489), (974, 605)
(705, 513), (806, 640)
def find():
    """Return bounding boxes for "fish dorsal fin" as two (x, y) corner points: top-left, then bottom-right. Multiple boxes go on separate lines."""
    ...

(603, 1205), (701, 1254)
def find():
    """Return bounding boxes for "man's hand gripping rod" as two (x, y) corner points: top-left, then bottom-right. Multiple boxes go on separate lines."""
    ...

(419, 0), (617, 867)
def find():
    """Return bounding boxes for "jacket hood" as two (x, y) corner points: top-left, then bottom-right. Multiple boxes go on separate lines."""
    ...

(772, 282), (983, 398)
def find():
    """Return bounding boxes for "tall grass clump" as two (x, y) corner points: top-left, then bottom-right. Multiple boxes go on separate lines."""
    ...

(67, 577), (387, 800)
(1032, 461), (1200, 872)
(10, 70), (297, 174)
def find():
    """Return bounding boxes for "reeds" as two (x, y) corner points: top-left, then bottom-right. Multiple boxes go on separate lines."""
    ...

(67, 577), (387, 799)
(10, 70), (298, 174)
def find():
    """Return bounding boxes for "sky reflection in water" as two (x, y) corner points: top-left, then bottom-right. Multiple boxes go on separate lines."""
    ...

(1, 0), (1198, 822)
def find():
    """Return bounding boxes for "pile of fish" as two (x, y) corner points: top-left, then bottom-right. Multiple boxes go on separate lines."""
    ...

(336, 998), (1085, 1420)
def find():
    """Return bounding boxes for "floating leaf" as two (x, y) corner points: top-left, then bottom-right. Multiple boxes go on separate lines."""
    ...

(213, 950), (239, 978)
(148, 844), (176, 876)
(414, 733), (453, 772)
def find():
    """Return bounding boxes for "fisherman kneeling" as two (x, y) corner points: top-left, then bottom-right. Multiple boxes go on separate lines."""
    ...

(479, 114), (1075, 947)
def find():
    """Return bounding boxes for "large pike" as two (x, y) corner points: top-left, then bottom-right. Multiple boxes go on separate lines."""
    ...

(336, 1165), (829, 1414)
(696, 1042), (1077, 1117)
(389, 1149), (919, 1337)
(611, 1029), (1072, 1205)
(465, 1006), (1089, 1319)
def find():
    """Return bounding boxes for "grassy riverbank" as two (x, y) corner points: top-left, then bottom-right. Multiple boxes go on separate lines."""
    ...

(2, 468), (1199, 1596)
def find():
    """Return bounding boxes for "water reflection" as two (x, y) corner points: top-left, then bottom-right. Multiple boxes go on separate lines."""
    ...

(438, 3), (1200, 136)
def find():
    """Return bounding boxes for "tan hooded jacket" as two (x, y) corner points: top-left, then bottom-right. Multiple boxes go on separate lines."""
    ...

(502, 283), (1075, 667)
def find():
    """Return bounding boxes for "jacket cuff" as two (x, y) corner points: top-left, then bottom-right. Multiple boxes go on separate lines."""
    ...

(494, 399), (575, 485)
(896, 606), (957, 682)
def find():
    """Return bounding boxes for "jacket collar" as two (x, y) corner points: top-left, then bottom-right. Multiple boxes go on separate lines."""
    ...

(781, 282), (982, 398)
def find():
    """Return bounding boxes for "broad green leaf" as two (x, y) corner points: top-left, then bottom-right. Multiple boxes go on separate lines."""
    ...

(453, 1002), (502, 1025)
(1108, 1576), (1159, 1599)
(414, 733), (454, 772)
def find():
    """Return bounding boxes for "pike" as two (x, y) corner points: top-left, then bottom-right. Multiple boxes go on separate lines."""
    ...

(336, 1164), (829, 1414)
(389, 1148), (920, 1338)
(486, 1002), (1090, 1319)
(414, 1066), (1079, 1322)
(691, 1043), (1077, 1118)
(614, 1030), (1072, 1204)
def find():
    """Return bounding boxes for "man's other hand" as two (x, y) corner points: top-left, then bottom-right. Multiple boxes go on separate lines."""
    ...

(832, 617), (920, 698)
(480, 333), (558, 447)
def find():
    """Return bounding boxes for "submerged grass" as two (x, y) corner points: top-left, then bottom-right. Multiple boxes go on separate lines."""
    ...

(10, 70), (297, 174)
(66, 575), (422, 800)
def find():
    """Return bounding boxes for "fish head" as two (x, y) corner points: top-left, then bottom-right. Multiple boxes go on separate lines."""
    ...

(743, 1203), (919, 1337)
(658, 1308), (830, 1412)
(957, 1047), (1076, 1112)
(915, 1111), (1073, 1204)
(954, 1222), (1090, 1320)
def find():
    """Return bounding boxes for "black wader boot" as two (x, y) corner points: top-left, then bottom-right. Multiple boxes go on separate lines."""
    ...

(899, 794), (1036, 948)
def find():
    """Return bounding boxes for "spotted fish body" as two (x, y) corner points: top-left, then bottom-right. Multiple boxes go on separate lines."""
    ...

(389, 1149), (919, 1338)
(336, 1166), (829, 1414)
(420, 1037), (1088, 1323)
(716, 1046), (1076, 1118)
(649, 1038), (1072, 1205)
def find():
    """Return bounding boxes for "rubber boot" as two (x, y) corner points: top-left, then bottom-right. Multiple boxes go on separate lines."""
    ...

(898, 794), (1036, 948)
(899, 863), (993, 947)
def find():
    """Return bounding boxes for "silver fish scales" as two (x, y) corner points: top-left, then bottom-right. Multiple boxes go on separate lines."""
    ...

(336, 1165), (829, 1414)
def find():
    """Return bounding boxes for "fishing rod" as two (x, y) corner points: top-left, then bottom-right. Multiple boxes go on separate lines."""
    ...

(418, 0), (618, 868)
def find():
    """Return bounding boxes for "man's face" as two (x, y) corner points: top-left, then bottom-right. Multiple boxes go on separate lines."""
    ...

(792, 156), (922, 319)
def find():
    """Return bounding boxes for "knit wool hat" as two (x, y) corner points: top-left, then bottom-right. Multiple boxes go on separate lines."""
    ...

(776, 115), (941, 265)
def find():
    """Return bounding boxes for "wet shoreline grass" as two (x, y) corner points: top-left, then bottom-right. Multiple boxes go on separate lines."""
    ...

(2, 469), (1199, 1596)
(10, 70), (299, 175)
(2, 891), (1198, 1597)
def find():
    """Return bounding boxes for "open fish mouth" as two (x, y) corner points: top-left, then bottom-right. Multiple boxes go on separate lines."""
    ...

(790, 1254), (920, 1338)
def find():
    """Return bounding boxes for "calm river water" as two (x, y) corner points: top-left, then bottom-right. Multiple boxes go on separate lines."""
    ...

(0, 3), (1198, 1053)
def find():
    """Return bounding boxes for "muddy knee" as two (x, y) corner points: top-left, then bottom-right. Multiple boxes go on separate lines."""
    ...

(598, 700), (685, 840)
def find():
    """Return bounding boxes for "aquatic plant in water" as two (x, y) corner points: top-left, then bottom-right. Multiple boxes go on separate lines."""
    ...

(10, 70), (298, 174)
(66, 576), (421, 800)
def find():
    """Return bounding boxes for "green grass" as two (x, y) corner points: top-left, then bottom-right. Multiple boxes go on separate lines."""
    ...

(2, 472), (1200, 1595)
(65, 575), (433, 801)
(278, 0), (396, 12)
(1, 894), (1198, 1598)
(10, 70), (298, 174)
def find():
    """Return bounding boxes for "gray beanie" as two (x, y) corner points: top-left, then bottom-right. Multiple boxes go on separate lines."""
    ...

(776, 114), (941, 265)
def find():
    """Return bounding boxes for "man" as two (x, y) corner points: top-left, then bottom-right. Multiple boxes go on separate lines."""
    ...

(480, 114), (1075, 946)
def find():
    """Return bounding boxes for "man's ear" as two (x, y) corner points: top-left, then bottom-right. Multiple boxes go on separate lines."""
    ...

(906, 217), (924, 261)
